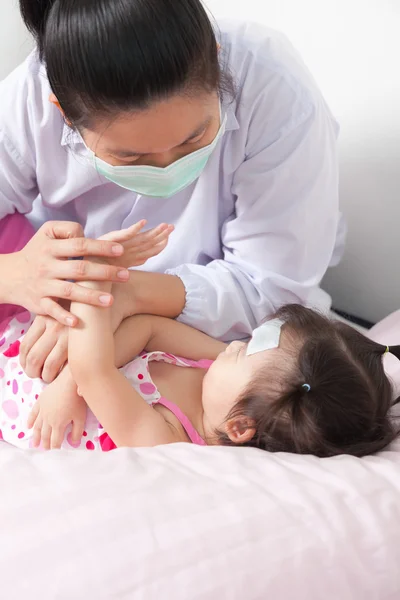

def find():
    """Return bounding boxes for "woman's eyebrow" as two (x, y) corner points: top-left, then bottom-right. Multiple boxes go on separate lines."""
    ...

(106, 117), (212, 158)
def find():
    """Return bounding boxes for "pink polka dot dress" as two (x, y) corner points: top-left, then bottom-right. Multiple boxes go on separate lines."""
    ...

(0, 312), (210, 451)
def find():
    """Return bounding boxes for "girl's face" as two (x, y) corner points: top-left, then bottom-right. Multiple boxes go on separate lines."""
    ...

(81, 91), (220, 168)
(202, 341), (274, 439)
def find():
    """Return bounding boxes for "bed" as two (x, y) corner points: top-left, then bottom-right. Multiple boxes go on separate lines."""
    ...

(0, 311), (399, 598)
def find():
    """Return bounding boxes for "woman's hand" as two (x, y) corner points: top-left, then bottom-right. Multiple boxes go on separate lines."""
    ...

(4, 220), (129, 325)
(20, 314), (68, 382)
(27, 368), (86, 450)
(19, 220), (174, 381)
(99, 220), (174, 269)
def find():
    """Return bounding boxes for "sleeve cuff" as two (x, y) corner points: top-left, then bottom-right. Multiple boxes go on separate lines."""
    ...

(165, 264), (208, 328)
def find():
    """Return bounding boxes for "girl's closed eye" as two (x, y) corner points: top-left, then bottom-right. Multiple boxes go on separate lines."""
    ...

(224, 341), (247, 361)
(236, 344), (248, 360)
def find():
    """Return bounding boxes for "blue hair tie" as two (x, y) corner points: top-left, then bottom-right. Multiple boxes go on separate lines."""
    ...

(302, 383), (311, 393)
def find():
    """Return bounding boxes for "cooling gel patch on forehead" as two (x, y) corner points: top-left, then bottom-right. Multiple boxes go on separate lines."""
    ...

(246, 319), (284, 356)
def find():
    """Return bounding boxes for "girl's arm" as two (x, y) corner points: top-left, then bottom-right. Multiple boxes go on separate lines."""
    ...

(68, 281), (177, 447)
(113, 314), (226, 367)
(68, 281), (225, 447)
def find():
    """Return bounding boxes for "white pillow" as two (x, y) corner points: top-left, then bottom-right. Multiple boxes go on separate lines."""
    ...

(1, 440), (400, 599)
(368, 309), (400, 398)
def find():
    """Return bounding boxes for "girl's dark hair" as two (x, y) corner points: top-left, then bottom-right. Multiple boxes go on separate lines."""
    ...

(219, 305), (400, 458)
(19, 0), (233, 128)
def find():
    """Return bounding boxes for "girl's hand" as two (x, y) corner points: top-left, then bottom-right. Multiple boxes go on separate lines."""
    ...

(6, 221), (128, 326)
(99, 220), (174, 268)
(27, 371), (86, 450)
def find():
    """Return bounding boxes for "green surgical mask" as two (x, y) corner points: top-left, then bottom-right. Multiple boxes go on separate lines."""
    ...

(91, 112), (227, 198)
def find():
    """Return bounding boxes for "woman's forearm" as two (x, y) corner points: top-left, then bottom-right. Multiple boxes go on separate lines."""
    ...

(115, 270), (186, 320)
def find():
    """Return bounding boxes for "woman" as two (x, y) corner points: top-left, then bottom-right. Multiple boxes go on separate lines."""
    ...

(0, 0), (343, 383)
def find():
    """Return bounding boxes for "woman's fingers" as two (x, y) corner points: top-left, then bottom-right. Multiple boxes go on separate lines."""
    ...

(39, 298), (78, 327)
(45, 281), (115, 307)
(47, 258), (129, 283)
(45, 221), (85, 241)
(20, 317), (47, 370)
(50, 236), (124, 259)
(23, 326), (61, 380)
(41, 338), (68, 384)
(36, 284), (116, 326)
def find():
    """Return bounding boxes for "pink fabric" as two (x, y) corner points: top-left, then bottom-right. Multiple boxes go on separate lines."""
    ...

(1, 434), (400, 600)
(157, 397), (207, 446)
(0, 213), (35, 326)
(0, 312), (108, 451)
(369, 310), (400, 399)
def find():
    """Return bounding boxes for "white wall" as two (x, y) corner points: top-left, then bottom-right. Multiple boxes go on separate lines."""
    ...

(0, 0), (33, 80)
(1, 0), (399, 322)
(207, 0), (400, 323)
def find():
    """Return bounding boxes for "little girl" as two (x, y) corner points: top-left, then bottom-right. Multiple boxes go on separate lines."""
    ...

(1, 278), (398, 456)
(67, 294), (400, 456)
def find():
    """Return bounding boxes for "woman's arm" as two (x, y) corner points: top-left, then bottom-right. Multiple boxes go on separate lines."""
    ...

(113, 270), (186, 321)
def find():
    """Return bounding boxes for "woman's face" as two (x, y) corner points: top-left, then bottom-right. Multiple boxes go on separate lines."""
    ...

(81, 92), (220, 168)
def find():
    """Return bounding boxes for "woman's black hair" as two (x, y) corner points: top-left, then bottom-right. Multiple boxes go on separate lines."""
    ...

(218, 305), (400, 458)
(19, 0), (234, 129)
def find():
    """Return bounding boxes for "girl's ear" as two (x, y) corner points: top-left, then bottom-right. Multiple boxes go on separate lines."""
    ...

(224, 416), (256, 444)
(49, 94), (72, 126)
